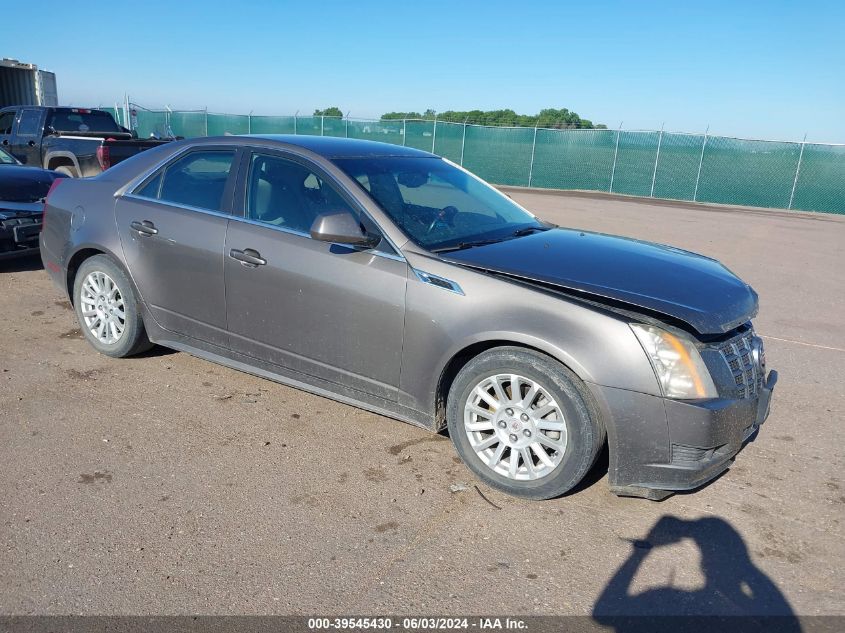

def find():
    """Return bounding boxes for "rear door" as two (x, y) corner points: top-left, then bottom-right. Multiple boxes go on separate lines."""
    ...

(224, 150), (407, 400)
(115, 147), (239, 347)
(10, 108), (44, 165)
(0, 109), (19, 153)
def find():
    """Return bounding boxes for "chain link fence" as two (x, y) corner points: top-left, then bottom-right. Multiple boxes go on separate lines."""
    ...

(102, 105), (844, 215)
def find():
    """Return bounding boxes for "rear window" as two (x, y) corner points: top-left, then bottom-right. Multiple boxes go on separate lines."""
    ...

(48, 109), (121, 134)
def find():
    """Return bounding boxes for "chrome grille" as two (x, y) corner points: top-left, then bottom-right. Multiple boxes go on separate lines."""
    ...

(716, 331), (764, 399)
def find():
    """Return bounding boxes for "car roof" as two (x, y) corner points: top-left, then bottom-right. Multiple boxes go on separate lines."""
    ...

(238, 134), (436, 159)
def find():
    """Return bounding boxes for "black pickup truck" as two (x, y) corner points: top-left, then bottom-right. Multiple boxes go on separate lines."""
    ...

(0, 106), (171, 178)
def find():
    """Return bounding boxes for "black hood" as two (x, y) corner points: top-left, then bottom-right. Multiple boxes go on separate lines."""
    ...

(444, 228), (758, 335)
(0, 165), (65, 203)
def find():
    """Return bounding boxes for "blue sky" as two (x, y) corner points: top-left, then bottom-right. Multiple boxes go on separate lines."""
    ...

(9, 0), (844, 142)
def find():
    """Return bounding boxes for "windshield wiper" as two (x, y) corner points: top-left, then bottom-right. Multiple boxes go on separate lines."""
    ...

(430, 237), (510, 253)
(511, 225), (553, 237)
(431, 225), (555, 254)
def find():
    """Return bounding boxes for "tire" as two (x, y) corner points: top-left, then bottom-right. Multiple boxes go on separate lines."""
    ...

(53, 165), (77, 178)
(447, 346), (605, 500)
(72, 254), (152, 358)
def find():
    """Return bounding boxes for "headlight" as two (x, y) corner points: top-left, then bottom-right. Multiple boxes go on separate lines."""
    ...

(630, 324), (718, 399)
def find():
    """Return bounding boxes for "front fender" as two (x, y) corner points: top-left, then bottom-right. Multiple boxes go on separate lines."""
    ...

(398, 255), (661, 417)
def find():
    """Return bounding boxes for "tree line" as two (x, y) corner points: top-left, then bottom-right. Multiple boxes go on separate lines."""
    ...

(313, 107), (605, 129)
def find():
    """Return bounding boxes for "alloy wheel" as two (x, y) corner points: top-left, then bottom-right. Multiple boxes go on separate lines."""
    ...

(464, 373), (568, 481)
(79, 271), (126, 345)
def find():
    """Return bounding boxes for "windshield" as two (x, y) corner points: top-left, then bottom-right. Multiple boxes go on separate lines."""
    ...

(0, 147), (18, 164)
(47, 109), (121, 134)
(333, 156), (544, 251)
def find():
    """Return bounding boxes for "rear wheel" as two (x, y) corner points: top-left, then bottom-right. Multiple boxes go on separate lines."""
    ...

(73, 255), (152, 358)
(447, 346), (604, 500)
(53, 165), (77, 178)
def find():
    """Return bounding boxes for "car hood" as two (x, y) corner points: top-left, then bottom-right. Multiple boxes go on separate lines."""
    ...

(0, 200), (44, 217)
(443, 228), (758, 335)
(0, 165), (64, 203)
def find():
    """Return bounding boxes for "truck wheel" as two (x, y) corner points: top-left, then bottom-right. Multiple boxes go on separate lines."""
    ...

(72, 255), (152, 358)
(447, 346), (605, 500)
(54, 165), (77, 177)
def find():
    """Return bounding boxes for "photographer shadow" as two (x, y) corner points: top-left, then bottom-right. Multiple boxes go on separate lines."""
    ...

(592, 515), (801, 633)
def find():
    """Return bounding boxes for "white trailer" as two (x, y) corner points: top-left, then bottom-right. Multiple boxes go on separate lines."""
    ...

(0, 58), (58, 109)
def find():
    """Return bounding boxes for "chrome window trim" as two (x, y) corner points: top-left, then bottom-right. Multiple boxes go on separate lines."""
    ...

(411, 268), (464, 295)
(117, 141), (407, 261)
(117, 144), (197, 197)
(122, 193), (234, 221)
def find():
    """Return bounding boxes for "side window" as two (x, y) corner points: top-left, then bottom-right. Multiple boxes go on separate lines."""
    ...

(246, 153), (359, 234)
(0, 111), (16, 135)
(16, 110), (41, 137)
(135, 171), (163, 199)
(355, 173), (371, 191)
(134, 150), (235, 212)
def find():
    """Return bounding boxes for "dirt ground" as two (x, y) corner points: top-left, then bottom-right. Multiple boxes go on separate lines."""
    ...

(1, 192), (843, 618)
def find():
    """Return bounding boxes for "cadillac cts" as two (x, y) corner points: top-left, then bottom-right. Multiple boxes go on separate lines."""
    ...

(40, 136), (776, 500)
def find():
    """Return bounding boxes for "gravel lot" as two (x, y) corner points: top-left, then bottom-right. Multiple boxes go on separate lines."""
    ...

(1, 192), (843, 618)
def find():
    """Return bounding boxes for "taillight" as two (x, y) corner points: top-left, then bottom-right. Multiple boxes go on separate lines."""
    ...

(96, 145), (111, 171)
(41, 177), (64, 233)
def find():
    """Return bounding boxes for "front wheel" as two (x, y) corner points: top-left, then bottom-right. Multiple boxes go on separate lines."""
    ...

(447, 347), (604, 500)
(73, 254), (152, 358)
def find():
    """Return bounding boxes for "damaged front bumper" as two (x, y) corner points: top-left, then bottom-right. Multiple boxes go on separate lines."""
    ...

(0, 214), (42, 260)
(588, 369), (778, 500)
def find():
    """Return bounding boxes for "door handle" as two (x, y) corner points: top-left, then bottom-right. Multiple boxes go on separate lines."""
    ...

(28, 140), (36, 147)
(229, 248), (266, 267)
(130, 220), (158, 236)
(1, 140), (8, 146)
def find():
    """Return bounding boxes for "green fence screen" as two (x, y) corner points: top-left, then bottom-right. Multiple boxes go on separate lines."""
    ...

(116, 105), (844, 214)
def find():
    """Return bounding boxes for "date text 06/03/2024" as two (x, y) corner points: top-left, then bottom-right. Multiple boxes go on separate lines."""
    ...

(306, 617), (528, 630)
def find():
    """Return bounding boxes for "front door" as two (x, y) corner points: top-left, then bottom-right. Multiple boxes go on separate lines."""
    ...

(115, 147), (239, 348)
(224, 151), (407, 400)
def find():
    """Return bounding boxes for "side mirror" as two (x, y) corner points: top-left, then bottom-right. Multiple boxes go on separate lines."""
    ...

(310, 211), (380, 248)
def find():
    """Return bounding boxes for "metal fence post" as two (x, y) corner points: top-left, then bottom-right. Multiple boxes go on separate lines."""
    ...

(294, 111), (298, 135)
(788, 134), (807, 210)
(248, 112), (252, 134)
(609, 123), (622, 193)
(321, 116), (324, 136)
(527, 123), (539, 187)
(650, 123), (664, 198)
(402, 119), (407, 146)
(345, 112), (349, 138)
(459, 117), (469, 166)
(693, 125), (710, 202)
(431, 114), (438, 153)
